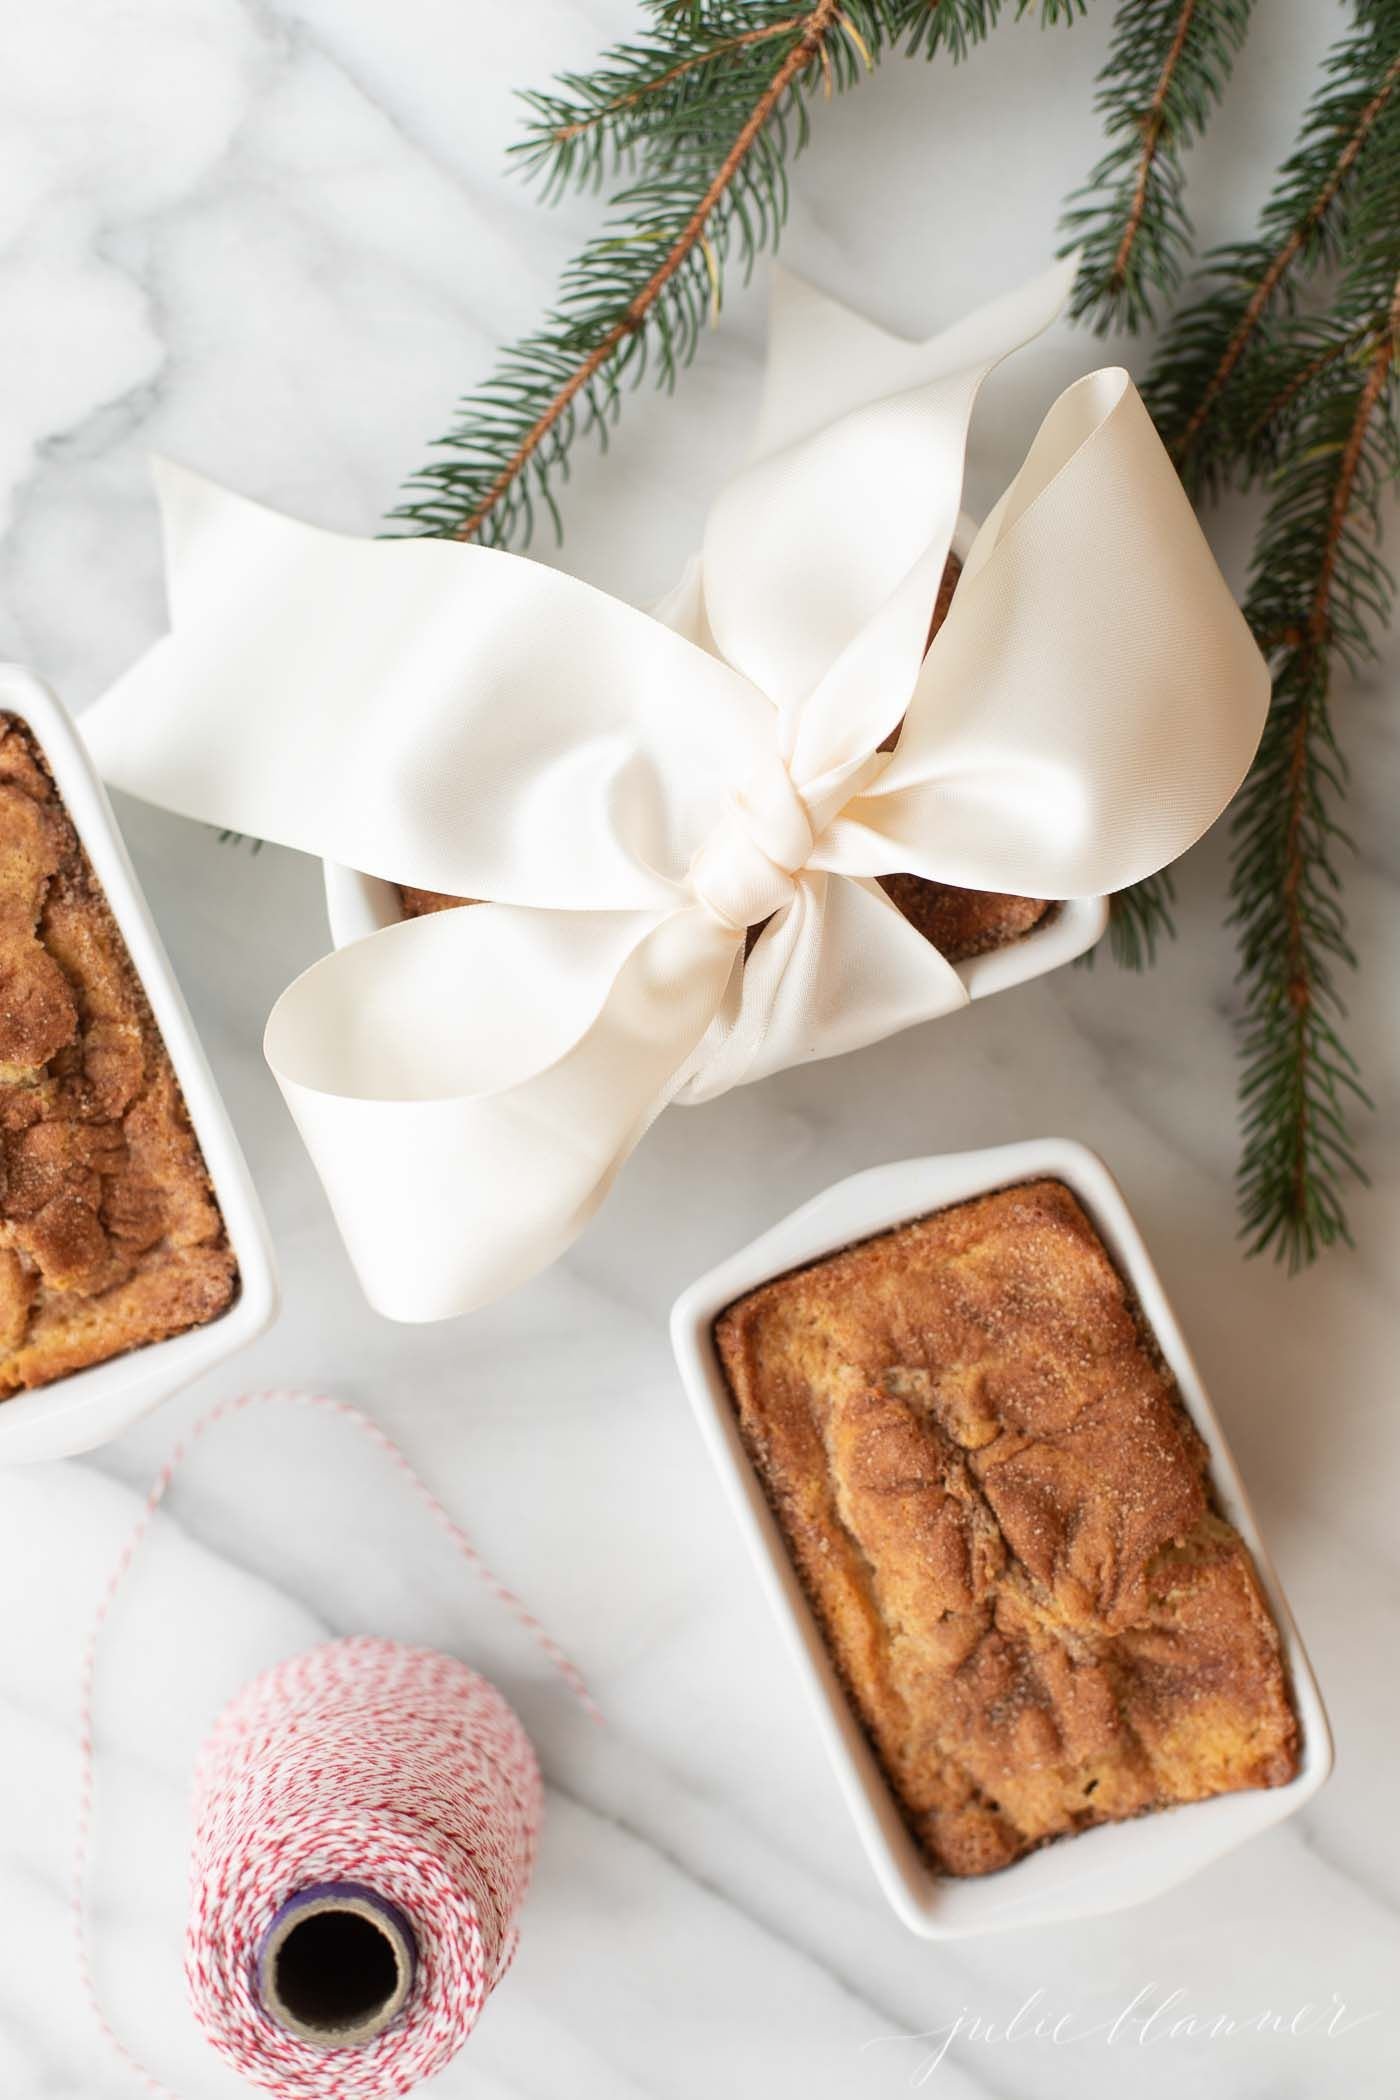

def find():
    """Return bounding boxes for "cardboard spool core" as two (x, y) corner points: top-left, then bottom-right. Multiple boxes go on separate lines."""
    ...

(257, 1884), (416, 2047)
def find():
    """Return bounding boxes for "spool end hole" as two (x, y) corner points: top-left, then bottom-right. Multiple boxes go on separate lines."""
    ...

(269, 1906), (405, 2041)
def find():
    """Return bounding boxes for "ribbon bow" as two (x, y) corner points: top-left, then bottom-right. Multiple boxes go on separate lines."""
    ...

(83, 259), (1268, 1321)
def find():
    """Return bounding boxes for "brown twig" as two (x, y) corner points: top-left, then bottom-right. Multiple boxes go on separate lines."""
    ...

(1174, 47), (1400, 466)
(1109, 0), (1198, 293)
(1277, 650), (1321, 1222)
(549, 20), (803, 143)
(455, 0), (841, 543)
(1306, 275), (1400, 649)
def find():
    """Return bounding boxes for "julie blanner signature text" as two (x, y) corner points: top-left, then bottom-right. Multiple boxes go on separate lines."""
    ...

(867, 1983), (1380, 2084)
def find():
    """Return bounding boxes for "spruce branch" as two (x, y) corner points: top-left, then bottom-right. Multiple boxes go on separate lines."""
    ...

(394, 0), (849, 545)
(1079, 1), (1399, 1267)
(1062, 0), (1256, 333)
(1227, 42), (1399, 1262)
(1144, 14), (1400, 491)
(392, 0), (1081, 548)
(1239, 317), (1373, 467)
(1230, 281), (1397, 1264)
(514, 16), (809, 198)
(1101, 869), (1177, 969)
(889, 0), (1083, 61)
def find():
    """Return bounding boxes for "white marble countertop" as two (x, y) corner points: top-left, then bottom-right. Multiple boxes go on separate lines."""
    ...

(2, 2), (1398, 2095)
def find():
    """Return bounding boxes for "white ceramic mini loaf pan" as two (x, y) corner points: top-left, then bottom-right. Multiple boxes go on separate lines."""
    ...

(0, 667), (278, 1463)
(326, 867), (1106, 998)
(670, 1139), (1332, 1938)
(321, 516), (1111, 984)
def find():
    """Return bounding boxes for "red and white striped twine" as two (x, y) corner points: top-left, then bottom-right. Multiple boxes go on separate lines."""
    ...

(74, 1389), (599, 2099)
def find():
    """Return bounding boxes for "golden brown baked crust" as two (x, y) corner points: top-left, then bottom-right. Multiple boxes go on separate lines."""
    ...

(714, 1180), (1299, 1876)
(877, 873), (1052, 961)
(394, 556), (1054, 964)
(0, 715), (237, 1396)
(398, 885), (463, 920)
(398, 874), (1052, 964)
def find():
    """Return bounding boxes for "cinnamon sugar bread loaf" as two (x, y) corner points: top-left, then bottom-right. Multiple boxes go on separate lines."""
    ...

(0, 715), (237, 1395)
(714, 1180), (1299, 1877)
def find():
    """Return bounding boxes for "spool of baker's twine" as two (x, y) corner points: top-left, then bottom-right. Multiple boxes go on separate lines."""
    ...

(74, 1389), (599, 2099)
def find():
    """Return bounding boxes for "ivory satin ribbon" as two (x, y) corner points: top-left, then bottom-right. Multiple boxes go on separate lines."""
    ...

(82, 257), (1268, 1320)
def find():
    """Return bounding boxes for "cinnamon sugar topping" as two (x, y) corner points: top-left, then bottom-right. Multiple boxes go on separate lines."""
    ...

(0, 715), (237, 1395)
(714, 1180), (1299, 1876)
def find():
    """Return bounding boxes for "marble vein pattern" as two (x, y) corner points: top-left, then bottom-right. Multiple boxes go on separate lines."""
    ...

(1, 1), (1397, 2094)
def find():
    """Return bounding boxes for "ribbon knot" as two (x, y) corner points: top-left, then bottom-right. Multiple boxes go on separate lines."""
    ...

(687, 757), (814, 932)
